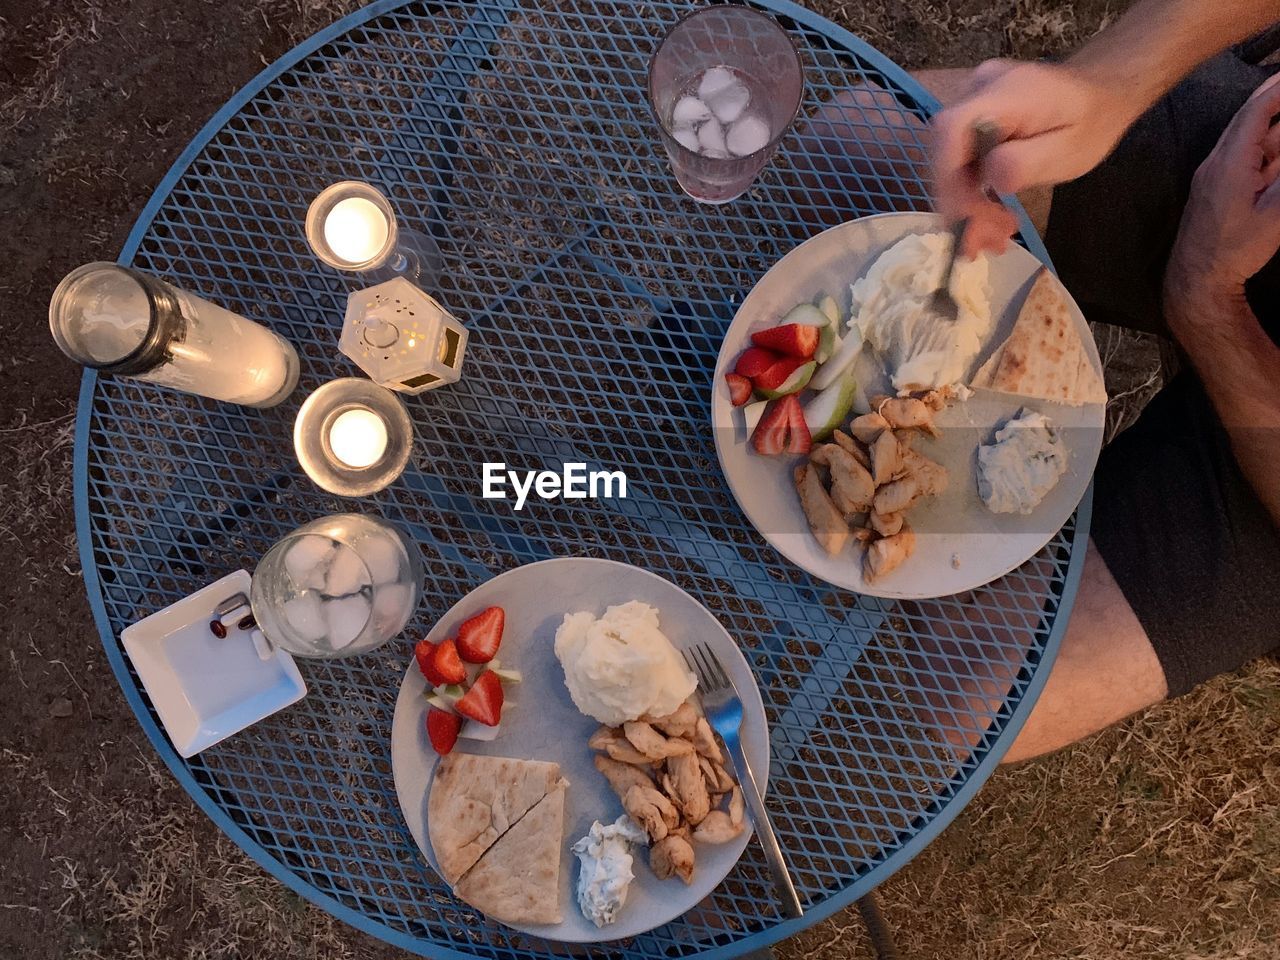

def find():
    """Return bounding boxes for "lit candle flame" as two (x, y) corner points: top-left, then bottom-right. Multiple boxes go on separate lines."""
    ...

(328, 408), (388, 468)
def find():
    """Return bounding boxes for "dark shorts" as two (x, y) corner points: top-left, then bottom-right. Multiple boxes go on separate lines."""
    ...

(1043, 47), (1280, 697)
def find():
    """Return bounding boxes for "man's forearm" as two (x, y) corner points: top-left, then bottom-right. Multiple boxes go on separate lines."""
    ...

(1071, 0), (1280, 125)
(1165, 272), (1280, 527)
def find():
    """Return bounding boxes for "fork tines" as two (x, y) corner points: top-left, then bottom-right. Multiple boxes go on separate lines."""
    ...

(683, 642), (731, 693)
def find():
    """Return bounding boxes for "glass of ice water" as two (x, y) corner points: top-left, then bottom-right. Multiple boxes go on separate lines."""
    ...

(648, 6), (804, 204)
(251, 514), (422, 658)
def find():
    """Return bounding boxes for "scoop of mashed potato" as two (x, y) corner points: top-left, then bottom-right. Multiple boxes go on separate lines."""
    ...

(554, 601), (697, 726)
(850, 232), (991, 391)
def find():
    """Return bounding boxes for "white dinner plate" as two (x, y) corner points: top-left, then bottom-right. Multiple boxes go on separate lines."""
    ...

(390, 557), (770, 942)
(711, 212), (1105, 599)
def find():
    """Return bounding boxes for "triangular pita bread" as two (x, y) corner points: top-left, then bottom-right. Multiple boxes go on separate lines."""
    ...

(455, 784), (566, 925)
(428, 753), (563, 885)
(971, 267), (1107, 406)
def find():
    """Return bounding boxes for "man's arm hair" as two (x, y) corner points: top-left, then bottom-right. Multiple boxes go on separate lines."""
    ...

(1164, 275), (1280, 528)
(1071, 0), (1280, 127)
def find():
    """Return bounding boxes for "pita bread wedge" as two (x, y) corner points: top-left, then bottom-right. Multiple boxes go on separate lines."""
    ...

(428, 753), (563, 885)
(971, 267), (1107, 406)
(454, 783), (567, 926)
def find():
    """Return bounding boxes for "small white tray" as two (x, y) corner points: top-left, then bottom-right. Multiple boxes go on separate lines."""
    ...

(122, 570), (307, 757)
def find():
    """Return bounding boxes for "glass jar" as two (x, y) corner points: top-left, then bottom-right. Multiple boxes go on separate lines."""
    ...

(250, 514), (423, 658)
(50, 262), (299, 408)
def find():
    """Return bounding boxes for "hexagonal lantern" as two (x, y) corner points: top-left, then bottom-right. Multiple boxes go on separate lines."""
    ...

(340, 278), (468, 394)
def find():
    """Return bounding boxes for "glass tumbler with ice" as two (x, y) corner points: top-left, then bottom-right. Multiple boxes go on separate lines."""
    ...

(648, 6), (803, 204)
(250, 514), (423, 658)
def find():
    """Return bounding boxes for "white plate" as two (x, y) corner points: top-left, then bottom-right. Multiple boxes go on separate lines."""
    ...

(390, 557), (770, 942)
(711, 212), (1105, 599)
(121, 570), (307, 757)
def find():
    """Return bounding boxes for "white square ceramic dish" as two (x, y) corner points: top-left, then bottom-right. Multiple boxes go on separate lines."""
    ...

(121, 570), (307, 757)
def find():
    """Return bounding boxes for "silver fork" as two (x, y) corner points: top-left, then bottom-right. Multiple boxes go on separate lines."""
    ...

(684, 643), (803, 919)
(927, 119), (1002, 323)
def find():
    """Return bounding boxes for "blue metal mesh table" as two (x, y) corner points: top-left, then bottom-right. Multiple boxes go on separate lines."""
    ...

(75, 1), (1089, 956)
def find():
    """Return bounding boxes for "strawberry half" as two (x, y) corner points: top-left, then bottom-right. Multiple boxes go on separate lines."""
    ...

(752, 355), (807, 393)
(750, 323), (819, 359)
(457, 606), (504, 663)
(430, 636), (467, 685)
(415, 638), (450, 687)
(734, 346), (779, 379)
(751, 394), (811, 456)
(426, 707), (462, 755)
(725, 372), (752, 407)
(455, 670), (504, 726)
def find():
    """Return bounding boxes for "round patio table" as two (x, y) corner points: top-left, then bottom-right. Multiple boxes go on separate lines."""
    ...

(75, 1), (1089, 956)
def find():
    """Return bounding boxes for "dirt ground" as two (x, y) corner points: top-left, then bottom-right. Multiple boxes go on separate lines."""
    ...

(1, 1), (1276, 959)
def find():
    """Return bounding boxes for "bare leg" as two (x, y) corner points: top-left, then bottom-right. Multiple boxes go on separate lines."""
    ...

(1001, 541), (1167, 762)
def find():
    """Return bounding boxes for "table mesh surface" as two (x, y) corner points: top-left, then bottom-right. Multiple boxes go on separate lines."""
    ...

(78, 1), (1081, 956)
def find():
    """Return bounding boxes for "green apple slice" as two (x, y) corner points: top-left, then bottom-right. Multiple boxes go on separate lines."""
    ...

(809, 327), (864, 392)
(758, 360), (816, 399)
(742, 398), (768, 436)
(818, 294), (841, 328)
(804, 373), (858, 441)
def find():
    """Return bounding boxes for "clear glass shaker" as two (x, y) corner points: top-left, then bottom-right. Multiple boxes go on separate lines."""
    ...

(49, 262), (300, 408)
(250, 514), (423, 658)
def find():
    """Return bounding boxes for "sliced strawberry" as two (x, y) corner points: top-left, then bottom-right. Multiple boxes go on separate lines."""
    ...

(415, 638), (451, 687)
(455, 670), (504, 726)
(725, 372), (752, 407)
(426, 707), (462, 755)
(734, 345), (779, 379)
(752, 395), (811, 456)
(752, 355), (807, 393)
(785, 391), (813, 454)
(750, 323), (819, 359)
(457, 606), (504, 663)
(431, 636), (467, 685)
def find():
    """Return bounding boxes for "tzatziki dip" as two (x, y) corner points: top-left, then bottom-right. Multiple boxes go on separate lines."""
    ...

(572, 815), (649, 927)
(977, 409), (1069, 514)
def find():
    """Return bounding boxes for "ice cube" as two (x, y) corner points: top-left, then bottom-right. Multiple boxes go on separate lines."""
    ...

(671, 95), (712, 127)
(282, 590), (328, 644)
(698, 65), (739, 100)
(672, 125), (700, 153)
(324, 542), (370, 597)
(700, 66), (750, 124)
(727, 114), (771, 157)
(324, 594), (371, 649)
(283, 535), (335, 591)
(361, 533), (403, 585)
(697, 118), (727, 156)
(372, 582), (415, 635)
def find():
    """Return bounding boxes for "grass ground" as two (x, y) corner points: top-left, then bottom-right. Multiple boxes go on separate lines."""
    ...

(1, 1), (1277, 958)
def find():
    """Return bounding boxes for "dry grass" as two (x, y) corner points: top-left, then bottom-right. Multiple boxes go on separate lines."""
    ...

(4, 1), (1277, 959)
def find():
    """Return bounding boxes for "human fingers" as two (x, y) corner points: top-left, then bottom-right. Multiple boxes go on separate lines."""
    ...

(960, 205), (1020, 258)
(1219, 71), (1280, 154)
(982, 131), (1086, 196)
(971, 58), (1018, 86)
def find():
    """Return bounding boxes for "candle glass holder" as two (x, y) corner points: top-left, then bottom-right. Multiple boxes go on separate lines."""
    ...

(251, 514), (423, 658)
(340, 277), (468, 395)
(50, 263), (300, 407)
(305, 180), (442, 285)
(294, 378), (414, 497)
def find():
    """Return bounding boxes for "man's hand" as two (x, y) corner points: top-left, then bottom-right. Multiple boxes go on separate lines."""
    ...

(931, 60), (1133, 257)
(1167, 71), (1280, 298)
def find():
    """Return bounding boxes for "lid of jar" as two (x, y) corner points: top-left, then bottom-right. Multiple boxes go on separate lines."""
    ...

(49, 263), (184, 375)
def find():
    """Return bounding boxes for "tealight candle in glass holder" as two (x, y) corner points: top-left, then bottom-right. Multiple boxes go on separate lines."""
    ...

(305, 181), (441, 284)
(294, 378), (413, 497)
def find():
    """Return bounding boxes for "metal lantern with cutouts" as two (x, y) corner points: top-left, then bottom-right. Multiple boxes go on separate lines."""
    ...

(340, 278), (468, 394)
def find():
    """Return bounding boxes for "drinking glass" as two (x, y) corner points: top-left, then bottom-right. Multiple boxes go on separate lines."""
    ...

(251, 514), (422, 658)
(648, 6), (804, 204)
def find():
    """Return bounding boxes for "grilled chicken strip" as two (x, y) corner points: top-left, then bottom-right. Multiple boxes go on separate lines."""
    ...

(869, 508), (904, 537)
(810, 443), (875, 515)
(624, 785), (680, 842)
(645, 701), (698, 739)
(692, 717), (724, 764)
(865, 526), (917, 582)
(594, 754), (654, 800)
(650, 835), (695, 884)
(794, 463), (851, 556)
(666, 752), (711, 825)
(869, 430), (902, 486)
(832, 429), (873, 471)
(624, 720), (694, 760)
(877, 397), (939, 437)
(692, 810), (744, 844)
(850, 412), (890, 444)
